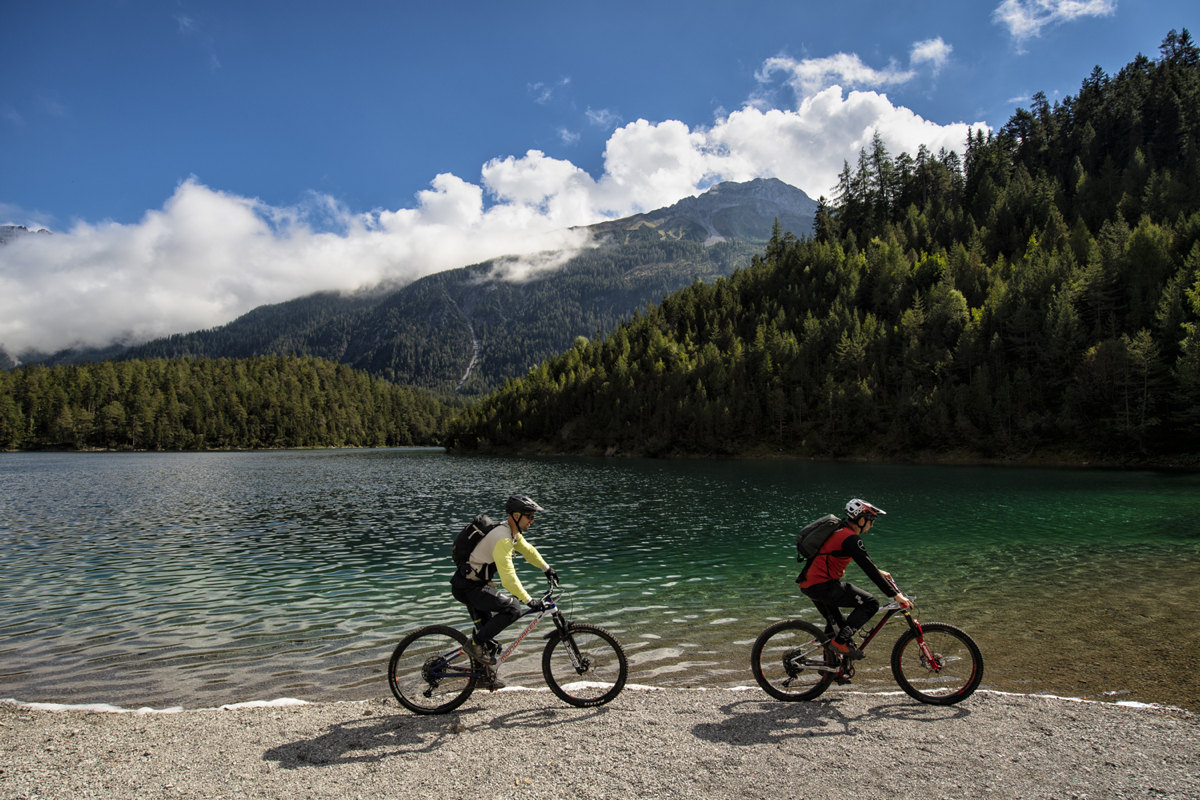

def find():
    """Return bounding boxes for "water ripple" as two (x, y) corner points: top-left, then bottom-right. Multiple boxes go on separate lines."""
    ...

(2, 450), (1199, 708)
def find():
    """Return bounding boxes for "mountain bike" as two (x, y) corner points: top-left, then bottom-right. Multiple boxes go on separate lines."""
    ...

(387, 584), (628, 714)
(750, 582), (983, 705)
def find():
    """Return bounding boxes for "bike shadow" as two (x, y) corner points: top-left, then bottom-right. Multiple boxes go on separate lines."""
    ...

(262, 705), (487, 769)
(486, 703), (611, 731)
(691, 694), (972, 746)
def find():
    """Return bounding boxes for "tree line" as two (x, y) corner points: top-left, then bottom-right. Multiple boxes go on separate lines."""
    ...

(0, 356), (455, 450)
(448, 31), (1200, 464)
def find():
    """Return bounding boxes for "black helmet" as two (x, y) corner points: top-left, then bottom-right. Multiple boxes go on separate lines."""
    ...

(505, 495), (545, 515)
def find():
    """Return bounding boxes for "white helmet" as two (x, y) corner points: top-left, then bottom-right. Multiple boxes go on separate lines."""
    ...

(845, 498), (886, 520)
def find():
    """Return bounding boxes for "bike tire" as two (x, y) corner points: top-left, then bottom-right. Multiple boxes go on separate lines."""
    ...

(750, 619), (837, 701)
(387, 625), (478, 715)
(541, 623), (628, 708)
(890, 622), (983, 705)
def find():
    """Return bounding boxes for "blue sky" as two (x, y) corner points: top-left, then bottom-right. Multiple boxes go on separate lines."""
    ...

(0, 0), (1194, 356)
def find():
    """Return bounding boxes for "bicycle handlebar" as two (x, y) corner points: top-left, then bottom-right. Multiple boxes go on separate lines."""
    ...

(519, 584), (563, 617)
(883, 578), (916, 611)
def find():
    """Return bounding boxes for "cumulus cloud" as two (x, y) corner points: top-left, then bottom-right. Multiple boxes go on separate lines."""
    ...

(0, 176), (592, 356)
(911, 37), (953, 72)
(993, 0), (1116, 43)
(699, 88), (979, 208)
(0, 48), (987, 357)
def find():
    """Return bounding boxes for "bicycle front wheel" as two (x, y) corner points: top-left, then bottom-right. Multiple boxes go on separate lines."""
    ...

(542, 623), (628, 707)
(890, 622), (983, 705)
(387, 625), (478, 714)
(750, 619), (837, 701)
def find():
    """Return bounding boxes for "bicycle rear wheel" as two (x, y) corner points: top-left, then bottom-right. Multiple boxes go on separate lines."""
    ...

(387, 625), (478, 714)
(750, 619), (837, 701)
(542, 623), (628, 707)
(890, 622), (983, 705)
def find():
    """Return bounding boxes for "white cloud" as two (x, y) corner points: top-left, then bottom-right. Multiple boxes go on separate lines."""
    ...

(911, 37), (952, 72)
(0, 177), (592, 356)
(708, 87), (979, 201)
(596, 119), (713, 213)
(757, 53), (915, 99)
(174, 12), (221, 72)
(993, 0), (1116, 43)
(528, 77), (571, 105)
(586, 107), (622, 128)
(0, 49), (988, 357)
(486, 249), (582, 283)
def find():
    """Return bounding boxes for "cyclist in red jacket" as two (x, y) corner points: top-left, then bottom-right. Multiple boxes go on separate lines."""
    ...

(798, 498), (912, 659)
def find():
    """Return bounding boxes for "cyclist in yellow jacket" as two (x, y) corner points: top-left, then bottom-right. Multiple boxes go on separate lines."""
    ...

(451, 495), (559, 683)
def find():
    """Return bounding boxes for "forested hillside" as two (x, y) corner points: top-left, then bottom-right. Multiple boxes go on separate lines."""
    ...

(26, 179), (812, 395)
(449, 31), (1200, 464)
(0, 356), (454, 450)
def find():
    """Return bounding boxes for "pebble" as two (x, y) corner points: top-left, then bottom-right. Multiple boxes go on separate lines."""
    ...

(2, 690), (1196, 799)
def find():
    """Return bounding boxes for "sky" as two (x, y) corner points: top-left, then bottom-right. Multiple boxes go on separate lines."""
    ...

(1, 0), (1194, 357)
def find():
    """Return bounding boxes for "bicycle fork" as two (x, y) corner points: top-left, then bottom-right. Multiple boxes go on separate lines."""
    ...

(548, 613), (590, 674)
(901, 610), (944, 671)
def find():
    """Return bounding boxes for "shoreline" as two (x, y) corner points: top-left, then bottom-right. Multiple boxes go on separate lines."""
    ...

(2, 686), (1193, 716)
(457, 443), (1200, 472)
(5, 444), (1198, 472)
(3, 688), (1196, 800)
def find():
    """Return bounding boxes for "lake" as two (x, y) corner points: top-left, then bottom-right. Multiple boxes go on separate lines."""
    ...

(2, 449), (1198, 710)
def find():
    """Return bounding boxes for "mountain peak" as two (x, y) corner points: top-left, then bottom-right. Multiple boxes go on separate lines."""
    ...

(0, 225), (52, 246)
(588, 178), (816, 245)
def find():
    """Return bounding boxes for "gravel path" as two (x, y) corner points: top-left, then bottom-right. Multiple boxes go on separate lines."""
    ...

(3, 689), (1197, 800)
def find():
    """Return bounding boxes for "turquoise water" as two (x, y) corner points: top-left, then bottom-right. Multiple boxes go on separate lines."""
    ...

(2, 449), (1199, 709)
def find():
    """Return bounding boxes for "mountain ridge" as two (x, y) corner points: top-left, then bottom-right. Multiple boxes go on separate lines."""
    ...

(10, 178), (817, 390)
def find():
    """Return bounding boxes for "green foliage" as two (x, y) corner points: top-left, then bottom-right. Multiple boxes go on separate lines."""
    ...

(449, 30), (1200, 463)
(0, 356), (453, 451)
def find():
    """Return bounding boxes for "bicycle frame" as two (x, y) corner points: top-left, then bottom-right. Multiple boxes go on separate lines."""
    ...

(856, 598), (919, 651)
(485, 596), (557, 665)
(751, 582), (982, 705)
(817, 593), (942, 677)
(464, 588), (573, 673)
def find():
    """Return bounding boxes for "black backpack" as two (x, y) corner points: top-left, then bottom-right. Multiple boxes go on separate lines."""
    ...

(452, 514), (502, 569)
(795, 514), (844, 562)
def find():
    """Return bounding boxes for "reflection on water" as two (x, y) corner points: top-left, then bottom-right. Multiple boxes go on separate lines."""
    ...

(2, 450), (1199, 709)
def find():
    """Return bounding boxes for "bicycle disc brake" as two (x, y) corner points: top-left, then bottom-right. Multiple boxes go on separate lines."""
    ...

(920, 649), (946, 671)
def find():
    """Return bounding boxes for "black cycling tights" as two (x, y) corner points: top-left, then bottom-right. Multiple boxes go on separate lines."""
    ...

(802, 580), (880, 636)
(450, 576), (522, 643)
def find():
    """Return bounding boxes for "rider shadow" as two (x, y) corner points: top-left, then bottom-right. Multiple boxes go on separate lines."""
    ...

(691, 695), (972, 746)
(262, 706), (487, 769)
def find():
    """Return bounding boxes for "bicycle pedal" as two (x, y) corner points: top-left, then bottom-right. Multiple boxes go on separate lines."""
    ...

(835, 676), (853, 685)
